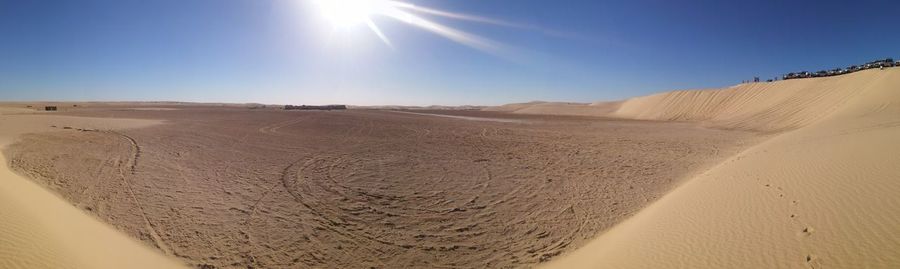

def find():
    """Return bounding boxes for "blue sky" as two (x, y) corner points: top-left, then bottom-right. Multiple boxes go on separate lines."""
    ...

(1, 0), (898, 106)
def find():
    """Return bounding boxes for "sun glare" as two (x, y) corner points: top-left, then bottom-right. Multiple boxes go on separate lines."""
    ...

(313, 0), (385, 28)
(308, 0), (507, 54)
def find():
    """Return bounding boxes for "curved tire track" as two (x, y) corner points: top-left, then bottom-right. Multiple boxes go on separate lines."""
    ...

(108, 131), (173, 256)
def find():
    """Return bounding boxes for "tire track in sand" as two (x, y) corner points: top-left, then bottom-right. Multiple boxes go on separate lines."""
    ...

(108, 131), (173, 256)
(257, 116), (308, 135)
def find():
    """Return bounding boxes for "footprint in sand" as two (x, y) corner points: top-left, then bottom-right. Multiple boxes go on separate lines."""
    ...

(801, 226), (814, 236)
(806, 254), (823, 268)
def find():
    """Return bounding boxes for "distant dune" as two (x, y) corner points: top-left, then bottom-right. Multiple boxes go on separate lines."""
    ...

(543, 68), (900, 268)
(491, 70), (898, 132)
(485, 101), (620, 117)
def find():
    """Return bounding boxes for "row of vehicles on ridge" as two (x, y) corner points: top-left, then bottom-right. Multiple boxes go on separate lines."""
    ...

(783, 58), (897, 80)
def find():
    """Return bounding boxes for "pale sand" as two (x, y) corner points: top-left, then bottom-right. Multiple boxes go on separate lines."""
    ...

(0, 115), (187, 269)
(390, 110), (527, 123)
(5, 109), (752, 268)
(123, 107), (182, 111)
(495, 70), (895, 132)
(485, 101), (621, 118)
(542, 68), (900, 268)
(0, 107), (38, 115)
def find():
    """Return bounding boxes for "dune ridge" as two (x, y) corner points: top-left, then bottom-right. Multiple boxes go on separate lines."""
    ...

(494, 69), (892, 132)
(543, 68), (900, 268)
(485, 101), (622, 117)
(611, 74), (880, 132)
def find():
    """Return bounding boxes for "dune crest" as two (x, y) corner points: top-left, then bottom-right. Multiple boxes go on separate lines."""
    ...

(544, 69), (900, 268)
(494, 69), (892, 132)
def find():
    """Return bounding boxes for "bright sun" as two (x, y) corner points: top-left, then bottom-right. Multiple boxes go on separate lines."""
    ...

(308, 0), (503, 54)
(312, 0), (387, 28)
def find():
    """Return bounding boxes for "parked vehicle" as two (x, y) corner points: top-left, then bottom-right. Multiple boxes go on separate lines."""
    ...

(779, 57), (897, 81)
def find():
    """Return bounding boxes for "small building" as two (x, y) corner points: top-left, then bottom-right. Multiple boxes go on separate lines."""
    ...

(45, 106), (57, 111)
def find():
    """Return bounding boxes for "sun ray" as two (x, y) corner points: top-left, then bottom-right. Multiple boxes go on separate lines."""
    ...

(310, 0), (512, 56)
(366, 18), (393, 48)
(388, 1), (524, 28)
(382, 9), (501, 54)
(389, 1), (588, 41)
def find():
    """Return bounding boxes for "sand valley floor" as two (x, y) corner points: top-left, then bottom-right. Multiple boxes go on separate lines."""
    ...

(4, 108), (754, 268)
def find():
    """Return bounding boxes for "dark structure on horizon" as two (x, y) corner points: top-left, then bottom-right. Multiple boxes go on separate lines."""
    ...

(44, 106), (57, 111)
(284, 104), (347, 111)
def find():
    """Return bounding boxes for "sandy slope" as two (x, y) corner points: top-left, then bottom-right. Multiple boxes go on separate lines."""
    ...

(496, 70), (892, 132)
(611, 74), (883, 132)
(485, 101), (622, 118)
(0, 114), (187, 269)
(544, 69), (900, 268)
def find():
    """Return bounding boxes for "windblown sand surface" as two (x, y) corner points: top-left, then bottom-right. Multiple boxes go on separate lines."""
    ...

(486, 102), (620, 118)
(0, 115), (187, 269)
(543, 68), (900, 268)
(4, 108), (753, 268)
(0, 107), (36, 115)
(4, 68), (897, 268)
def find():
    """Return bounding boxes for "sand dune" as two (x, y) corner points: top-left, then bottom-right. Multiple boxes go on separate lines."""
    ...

(611, 74), (880, 132)
(485, 101), (622, 118)
(0, 115), (187, 269)
(544, 68), (900, 268)
(497, 69), (892, 132)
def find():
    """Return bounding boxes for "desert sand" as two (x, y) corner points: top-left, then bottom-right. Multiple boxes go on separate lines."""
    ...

(2, 68), (897, 269)
(0, 113), (187, 269)
(485, 102), (621, 118)
(3, 107), (753, 268)
(543, 68), (900, 268)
